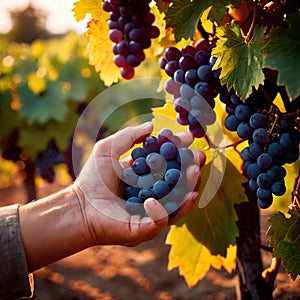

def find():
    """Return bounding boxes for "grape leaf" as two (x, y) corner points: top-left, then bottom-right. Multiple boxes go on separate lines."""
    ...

(166, 224), (236, 287)
(18, 82), (69, 125)
(264, 12), (300, 100)
(165, 0), (208, 42)
(18, 103), (79, 157)
(176, 154), (247, 256)
(72, 0), (103, 22)
(212, 24), (265, 100)
(267, 210), (300, 280)
(86, 18), (120, 86)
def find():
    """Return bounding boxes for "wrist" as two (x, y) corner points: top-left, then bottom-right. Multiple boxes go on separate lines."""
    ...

(19, 186), (92, 272)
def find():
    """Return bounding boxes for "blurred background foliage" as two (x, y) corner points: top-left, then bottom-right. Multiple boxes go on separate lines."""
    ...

(0, 4), (163, 200)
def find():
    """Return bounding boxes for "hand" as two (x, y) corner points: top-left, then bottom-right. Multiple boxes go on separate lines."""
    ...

(73, 122), (205, 247)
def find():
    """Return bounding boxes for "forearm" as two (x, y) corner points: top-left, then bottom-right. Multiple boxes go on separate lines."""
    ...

(18, 186), (92, 273)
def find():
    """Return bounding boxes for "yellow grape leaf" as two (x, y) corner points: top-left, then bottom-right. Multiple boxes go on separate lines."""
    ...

(27, 72), (46, 95)
(86, 18), (120, 86)
(166, 224), (236, 288)
(72, 0), (103, 22)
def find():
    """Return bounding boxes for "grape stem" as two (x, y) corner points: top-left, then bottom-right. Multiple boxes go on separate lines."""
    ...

(204, 136), (244, 151)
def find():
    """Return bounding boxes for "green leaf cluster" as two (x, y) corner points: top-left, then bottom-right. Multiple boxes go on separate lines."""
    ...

(267, 210), (300, 280)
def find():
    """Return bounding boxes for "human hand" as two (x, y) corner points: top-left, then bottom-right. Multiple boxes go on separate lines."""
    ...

(73, 122), (205, 247)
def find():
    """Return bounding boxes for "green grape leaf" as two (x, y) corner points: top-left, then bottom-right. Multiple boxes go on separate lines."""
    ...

(264, 12), (300, 100)
(267, 210), (300, 280)
(212, 24), (265, 100)
(19, 103), (79, 158)
(176, 153), (247, 256)
(165, 0), (208, 42)
(18, 81), (69, 125)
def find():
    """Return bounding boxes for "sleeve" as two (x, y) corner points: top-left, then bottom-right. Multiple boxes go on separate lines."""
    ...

(0, 204), (34, 299)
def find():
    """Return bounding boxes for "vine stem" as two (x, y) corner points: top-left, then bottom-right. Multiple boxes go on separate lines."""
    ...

(241, 0), (257, 43)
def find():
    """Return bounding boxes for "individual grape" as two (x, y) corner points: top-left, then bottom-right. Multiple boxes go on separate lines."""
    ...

(234, 104), (252, 121)
(176, 147), (194, 166)
(249, 112), (266, 129)
(188, 108), (202, 126)
(153, 180), (171, 199)
(166, 159), (181, 170)
(256, 187), (273, 202)
(185, 69), (199, 87)
(126, 54), (141, 67)
(138, 187), (155, 202)
(182, 45), (197, 56)
(240, 147), (254, 162)
(190, 95), (206, 108)
(174, 69), (186, 83)
(197, 65), (213, 82)
(267, 142), (284, 158)
(143, 136), (160, 153)
(164, 168), (182, 186)
(249, 178), (258, 192)
(271, 181), (286, 196)
(189, 124), (206, 138)
(160, 142), (178, 160)
(267, 165), (286, 181)
(173, 97), (191, 114)
(176, 113), (189, 126)
(179, 55), (197, 71)
(123, 185), (140, 200)
(114, 54), (127, 67)
(146, 153), (165, 170)
(194, 81), (210, 98)
(249, 142), (263, 158)
(165, 46), (181, 61)
(225, 115), (240, 131)
(109, 29), (123, 42)
(194, 50), (209, 65)
(256, 173), (273, 188)
(138, 173), (155, 188)
(279, 132), (299, 150)
(129, 41), (143, 55)
(247, 163), (263, 179)
(131, 147), (146, 160)
(132, 157), (151, 175)
(252, 128), (268, 144)
(257, 197), (273, 209)
(125, 197), (144, 215)
(120, 66), (134, 79)
(121, 167), (138, 186)
(237, 122), (253, 139)
(165, 60), (180, 77)
(179, 83), (195, 98)
(257, 153), (273, 169)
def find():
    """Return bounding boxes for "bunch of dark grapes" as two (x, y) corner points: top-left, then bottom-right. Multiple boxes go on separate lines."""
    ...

(221, 87), (300, 209)
(103, 0), (160, 79)
(159, 39), (220, 138)
(121, 128), (195, 216)
(35, 141), (63, 183)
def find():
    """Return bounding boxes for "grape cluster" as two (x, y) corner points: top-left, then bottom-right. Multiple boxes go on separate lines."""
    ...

(36, 141), (62, 183)
(121, 128), (194, 216)
(160, 39), (220, 138)
(102, 0), (159, 79)
(221, 88), (299, 208)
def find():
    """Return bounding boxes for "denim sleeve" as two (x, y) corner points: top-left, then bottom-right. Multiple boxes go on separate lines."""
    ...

(0, 204), (34, 299)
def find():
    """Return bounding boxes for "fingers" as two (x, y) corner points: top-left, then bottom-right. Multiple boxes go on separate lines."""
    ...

(168, 191), (198, 225)
(144, 198), (169, 226)
(94, 122), (153, 159)
(176, 131), (194, 148)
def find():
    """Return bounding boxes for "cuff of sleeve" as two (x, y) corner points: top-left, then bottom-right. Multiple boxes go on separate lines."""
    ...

(0, 204), (34, 299)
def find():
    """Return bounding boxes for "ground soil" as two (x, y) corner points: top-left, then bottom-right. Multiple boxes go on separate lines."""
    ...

(1, 182), (299, 300)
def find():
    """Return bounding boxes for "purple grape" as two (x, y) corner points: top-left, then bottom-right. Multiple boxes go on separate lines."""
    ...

(197, 65), (213, 82)
(126, 54), (141, 67)
(138, 187), (155, 202)
(164, 168), (182, 186)
(153, 180), (171, 199)
(179, 55), (197, 71)
(109, 29), (123, 43)
(174, 69), (186, 83)
(257, 153), (273, 169)
(138, 173), (155, 188)
(165, 47), (181, 61)
(184, 69), (199, 87)
(121, 167), (138, 185)
(132, 157), (151, 175)
(252, 128), (269, 144)
(146, 152), (165, 170)
(160, 142), (178, 160)
(131, 147), (146, 160)
(173, 97), (190, 114)
(143, 136), (160, 153)
(194, 81), (210, 97)
(225, 115), (240, 131)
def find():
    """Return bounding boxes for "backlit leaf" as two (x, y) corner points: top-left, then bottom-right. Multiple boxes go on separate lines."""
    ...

(166, 224), (236, 287)
(212, 24), (265, 100)
(72, 0), (103, 22)
(86, 18), (120, 86)
(27, 71), (46, 95)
